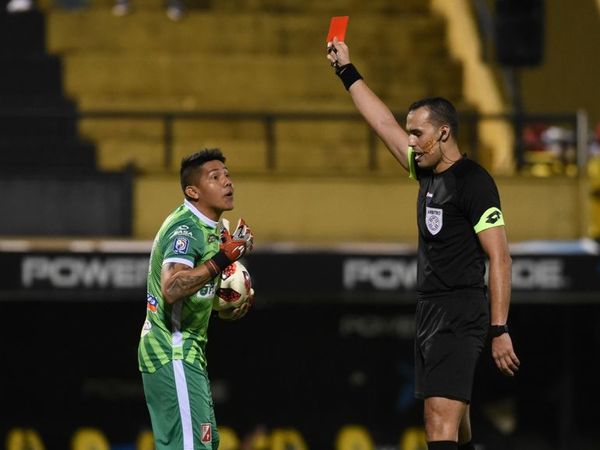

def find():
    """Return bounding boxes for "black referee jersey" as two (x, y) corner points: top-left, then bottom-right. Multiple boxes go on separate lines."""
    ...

(409, 153), (505, 297)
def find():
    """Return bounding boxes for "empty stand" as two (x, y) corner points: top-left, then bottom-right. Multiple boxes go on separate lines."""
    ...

(0, 2), (133, 236)
(45, 1), (464, 175)
(0, 4), (97, 170)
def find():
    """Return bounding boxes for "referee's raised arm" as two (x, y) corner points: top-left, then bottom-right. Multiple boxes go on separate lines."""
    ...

(327, 37), (410, 172)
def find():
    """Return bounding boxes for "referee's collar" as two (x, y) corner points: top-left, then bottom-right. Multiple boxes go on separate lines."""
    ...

(183, 199), (218, 228)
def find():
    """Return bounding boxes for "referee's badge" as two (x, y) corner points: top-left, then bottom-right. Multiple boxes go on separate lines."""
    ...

(426, 207), (443, 235)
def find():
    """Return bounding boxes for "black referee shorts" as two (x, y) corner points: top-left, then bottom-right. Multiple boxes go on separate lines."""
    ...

(414, 290), (489, 403)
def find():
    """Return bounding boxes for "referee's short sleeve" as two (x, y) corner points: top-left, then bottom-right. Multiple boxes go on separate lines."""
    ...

(461, 166), (505, 233)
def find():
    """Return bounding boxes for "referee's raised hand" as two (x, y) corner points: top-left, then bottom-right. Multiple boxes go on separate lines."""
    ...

(492, 333), (520, 376)
(326, 37), (350, 69)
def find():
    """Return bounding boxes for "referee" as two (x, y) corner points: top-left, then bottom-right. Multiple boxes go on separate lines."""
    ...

(327, 39), (520, 450)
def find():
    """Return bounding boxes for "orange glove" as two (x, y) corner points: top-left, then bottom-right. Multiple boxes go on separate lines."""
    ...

(206, 219), (254, 276)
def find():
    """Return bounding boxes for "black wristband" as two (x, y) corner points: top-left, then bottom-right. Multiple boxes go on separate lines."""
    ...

(336, 63), (363, 90)
(208, 251), (231, 274)
(490, 324), (509, 338)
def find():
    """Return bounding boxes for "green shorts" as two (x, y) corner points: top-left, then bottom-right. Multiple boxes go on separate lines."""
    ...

(142, 360), (220, 450)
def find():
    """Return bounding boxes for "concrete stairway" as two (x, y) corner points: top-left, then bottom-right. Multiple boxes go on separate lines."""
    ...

(0, 4), (96, 171)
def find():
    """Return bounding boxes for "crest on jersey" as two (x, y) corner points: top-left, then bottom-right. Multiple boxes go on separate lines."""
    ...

(141, 319), (152, 337)
(425, 207), (443, 235)
(173, 237), (189, 254)
(201, 423), (212, 444)
(146, 293), (158, 313)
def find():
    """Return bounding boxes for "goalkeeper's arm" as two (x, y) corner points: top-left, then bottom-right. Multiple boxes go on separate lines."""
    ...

(162, 220), (254, 304)
(161, 262), (216, 304)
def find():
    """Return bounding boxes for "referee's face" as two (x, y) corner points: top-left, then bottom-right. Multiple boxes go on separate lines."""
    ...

(406, 107), (443, 171)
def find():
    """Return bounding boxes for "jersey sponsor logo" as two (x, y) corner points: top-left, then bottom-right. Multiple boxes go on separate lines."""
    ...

(486, 210), (502, 224)
(200, 423), (212, 444)
(140, 319), (152, 337)
(173, 237), (189, 254)
(425, 207), (443, 235)
(197, 281), (216, 298)
(169, 225), (195, 240)
(146, 293), (158, 312)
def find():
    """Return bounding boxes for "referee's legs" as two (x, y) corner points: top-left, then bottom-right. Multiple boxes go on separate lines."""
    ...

(458, 405), (476, 449)
(424, 396), (466, 449)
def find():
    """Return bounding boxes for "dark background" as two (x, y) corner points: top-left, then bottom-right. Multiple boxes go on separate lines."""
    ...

(2, 298), (599, 450)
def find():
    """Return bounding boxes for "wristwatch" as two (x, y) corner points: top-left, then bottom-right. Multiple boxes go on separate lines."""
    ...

(490, 324), (509, 338)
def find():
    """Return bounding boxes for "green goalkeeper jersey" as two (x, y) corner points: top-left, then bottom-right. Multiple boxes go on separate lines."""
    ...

(138, 200), (220, 373)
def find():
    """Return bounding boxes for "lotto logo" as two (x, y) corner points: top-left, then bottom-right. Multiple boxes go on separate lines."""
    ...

(201, 423), (211, 444)
(486, 210), (502, 224)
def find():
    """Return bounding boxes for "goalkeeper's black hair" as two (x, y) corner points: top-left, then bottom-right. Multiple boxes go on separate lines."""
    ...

(408, 97), (459, 139)
(180, 148), (226, 199)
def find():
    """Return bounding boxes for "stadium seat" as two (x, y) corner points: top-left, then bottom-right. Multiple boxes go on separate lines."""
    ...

(217, 426), (241, 450)
(70, 428), (110, 450)
(270, 428), (308, 450)
(5, 428), (46, 450)
(399, 426), (427, 450)
(335, 425), (375, 450)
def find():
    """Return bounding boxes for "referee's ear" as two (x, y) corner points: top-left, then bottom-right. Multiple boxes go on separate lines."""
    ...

(439, 126), (450, 142)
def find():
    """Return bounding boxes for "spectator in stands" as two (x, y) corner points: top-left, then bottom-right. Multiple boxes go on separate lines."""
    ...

(326, 39), (519, 450)
(112, 0), (185, 21)
(591, 123), (600, 157)
(6, 0), (33, 13)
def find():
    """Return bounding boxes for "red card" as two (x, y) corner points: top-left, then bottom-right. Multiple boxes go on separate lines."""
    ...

(326, 16), (349, 43)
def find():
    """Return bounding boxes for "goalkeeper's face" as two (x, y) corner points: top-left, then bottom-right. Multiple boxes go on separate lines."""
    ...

(188, 159), (234, 220)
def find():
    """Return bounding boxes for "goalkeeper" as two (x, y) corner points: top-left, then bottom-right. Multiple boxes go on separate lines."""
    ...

(138, 148), (254, 450)
(326, 39), (519, 450)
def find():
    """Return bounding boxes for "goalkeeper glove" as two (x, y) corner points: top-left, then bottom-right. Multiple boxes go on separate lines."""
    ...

(205, 218), (254, 276)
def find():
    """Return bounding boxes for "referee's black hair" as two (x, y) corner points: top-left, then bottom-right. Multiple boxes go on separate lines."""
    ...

(180, 148), (226, 199)
(408, 97), (459, 139)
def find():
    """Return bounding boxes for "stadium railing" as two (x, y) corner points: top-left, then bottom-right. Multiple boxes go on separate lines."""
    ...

(0, 109), (589, 174)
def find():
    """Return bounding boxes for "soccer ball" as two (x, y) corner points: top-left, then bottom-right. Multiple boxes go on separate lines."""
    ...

(213, 261), (253, 311)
